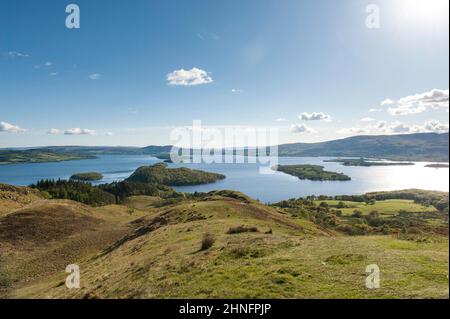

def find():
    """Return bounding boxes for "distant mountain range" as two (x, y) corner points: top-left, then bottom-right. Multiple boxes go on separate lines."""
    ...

(2, 132), (448, 163)
(277, 132), (449, 162)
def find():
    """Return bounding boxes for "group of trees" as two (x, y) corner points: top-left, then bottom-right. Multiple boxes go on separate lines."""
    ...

(31, 179), (116, 206)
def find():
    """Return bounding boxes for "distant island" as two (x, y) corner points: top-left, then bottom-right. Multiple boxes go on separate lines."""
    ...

(324, 158), (415, 167)
(126, 163), (225, 186)
(425, 164), (449, 168)
(273, 164), (351, 181)
(0, 150), (96, 165)
(70, 172), (104, 181)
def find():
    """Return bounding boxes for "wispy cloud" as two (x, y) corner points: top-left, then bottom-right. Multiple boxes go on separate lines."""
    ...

(64, 128), (97, 136)
(360, 117), (376, 122)
(299, 112), (332, 122)
(89, 73), (102, 80)
(47, 128), (61, 135)
(386, 89), (449, 115)
(6, 51), (30, 58)
(276, 118), (288, 122)
(381, 98), (395, 106)
(166, 68), (213, 86)
(0, 121), (26, 133)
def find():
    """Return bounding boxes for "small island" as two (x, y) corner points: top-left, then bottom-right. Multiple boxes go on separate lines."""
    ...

(324, 158), (415, 167)
(425, 164), (449, 168)
(273, 164), (351, 181)
(70, 172), (104, 181)
(126, 163), (226, 186)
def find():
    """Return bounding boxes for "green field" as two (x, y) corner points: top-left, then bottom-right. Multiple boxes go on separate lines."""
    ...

(315, 199), (437, 217)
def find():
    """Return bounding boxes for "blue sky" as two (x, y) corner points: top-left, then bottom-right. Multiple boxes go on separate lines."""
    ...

(0, 0), (448, 147)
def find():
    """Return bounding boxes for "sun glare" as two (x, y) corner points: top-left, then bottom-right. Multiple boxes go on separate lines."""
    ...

(398, 0), (449, 27)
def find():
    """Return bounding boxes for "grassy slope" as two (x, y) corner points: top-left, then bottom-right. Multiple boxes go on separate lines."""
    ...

(3, 192), (446, 299)
(0, 184), (43, 217)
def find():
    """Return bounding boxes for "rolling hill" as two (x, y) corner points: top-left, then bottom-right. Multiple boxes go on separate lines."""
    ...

(0, 183), (448, 299)
(2, 132), (448, 163)
(278, 132), (449, 161)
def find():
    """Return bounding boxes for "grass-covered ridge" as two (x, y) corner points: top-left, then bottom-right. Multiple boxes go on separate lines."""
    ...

(1, 181), (448, 299)
(273, 164), (351, 181)
(70, 172), (103, 181)
(126, 163), (225, 186)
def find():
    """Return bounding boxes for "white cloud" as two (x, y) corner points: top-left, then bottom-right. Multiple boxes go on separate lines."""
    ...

(89, 73), (102, 80)
(290, 124), (316, 134)
(360, 117), (375, 122)
(423, 120), (449, 132)
(166, 68), (213, 86)
(64, 128), (97, 136)
(48, 128), (61, 135)
(299, 112), (332, 122)
(44, 61), (53, 67)
(386, 89), (449, 115)
(7, 51), (30, 58)
(0, 121), (26, 133)
(276, 118), (288, 122)
(381, 98), (395, 106)
(231, 88), (243, 93)
(340, 119), (449, 136)
(389, 122), (413, 133)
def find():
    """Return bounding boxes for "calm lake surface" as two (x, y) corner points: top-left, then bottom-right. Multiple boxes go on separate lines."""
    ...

(0, 155), (448, 203)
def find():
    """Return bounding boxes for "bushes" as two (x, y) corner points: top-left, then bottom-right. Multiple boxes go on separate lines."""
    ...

(200, 233), (215, 251)
(352, 210), (363, 218)
(336, 224), (370, 236)
(226, 226), (259, 234)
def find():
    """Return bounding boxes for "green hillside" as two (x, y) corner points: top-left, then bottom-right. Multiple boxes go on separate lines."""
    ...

(0, 182), (448, 299)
